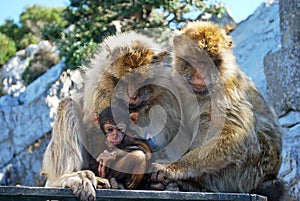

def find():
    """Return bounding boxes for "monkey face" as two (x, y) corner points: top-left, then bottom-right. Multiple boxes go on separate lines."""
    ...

(104, 123), (126, 145)
(172, 21), (232, 96)
(108, 44), (168, 111)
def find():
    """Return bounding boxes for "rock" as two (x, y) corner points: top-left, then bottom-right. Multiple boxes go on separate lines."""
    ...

(0, 56), (82, 186)
(230, 0), (280, 95)
(264, 43), (300, 116)
(0, 134), (51, 186)
(0, 61), (66, 168)
(279, 111), (300, 127)
(0, 55), (28, 97)
(279, 123), (300, 198)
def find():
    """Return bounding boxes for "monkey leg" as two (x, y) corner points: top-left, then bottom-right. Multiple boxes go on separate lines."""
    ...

(111, 150), (147, 189)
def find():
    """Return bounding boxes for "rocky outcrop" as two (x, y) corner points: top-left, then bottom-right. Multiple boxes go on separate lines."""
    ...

(263, 0), (300, 199)
(232, 0), (299, 199)
(230, 0), (281, 95)
(0, 60), (66, 186)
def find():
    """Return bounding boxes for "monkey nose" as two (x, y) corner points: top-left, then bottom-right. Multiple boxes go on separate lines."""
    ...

(128, 84), (137, 97)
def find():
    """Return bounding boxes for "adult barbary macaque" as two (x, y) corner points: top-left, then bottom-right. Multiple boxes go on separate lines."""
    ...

(151, 21), (285, 201)
(42, 31), (180, 201)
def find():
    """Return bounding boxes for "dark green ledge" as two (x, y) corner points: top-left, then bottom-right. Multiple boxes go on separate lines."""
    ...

(0, 186), (267, 201)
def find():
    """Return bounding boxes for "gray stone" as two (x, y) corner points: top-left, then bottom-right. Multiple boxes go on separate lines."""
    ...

(230, 1), (280, 95)
(279, 0), (300, 49)
(264, 43), (300, 116)
(0, 134), (51, 186)
(0, 61), (66, 168)
(279, 124), (300, 197)
(280, 111), (300, 127)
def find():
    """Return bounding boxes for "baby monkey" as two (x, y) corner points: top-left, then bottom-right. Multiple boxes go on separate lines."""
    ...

(90, 106), (152, 189)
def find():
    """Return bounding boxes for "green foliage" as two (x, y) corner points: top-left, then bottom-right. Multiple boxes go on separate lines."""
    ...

(41, 23), (66, 41)
(0, 1), (225, 71)
(59, 0), (225, 69)
(20, 5), (67, 39)
(0, 5), (67, 51)
(0, 33), (17, 66)
(0, 19), (31, 50)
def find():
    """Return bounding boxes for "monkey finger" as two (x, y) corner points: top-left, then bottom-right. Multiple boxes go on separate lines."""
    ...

(80, 179), (96, 201)
(95, 176), (111, 189)
(99, 165), (106, 178)
(165, 182), (180, 191)
(150, 182), (165, 190)
(150, 163), (168, 182)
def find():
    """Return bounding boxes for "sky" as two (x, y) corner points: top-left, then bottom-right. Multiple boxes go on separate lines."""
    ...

(0, 0), (266, 25)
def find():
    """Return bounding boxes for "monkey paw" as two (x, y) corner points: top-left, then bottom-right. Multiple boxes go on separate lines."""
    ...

(61, 170), (99, 201)
(97, 150), (116, 177)
(95, 176), (111, 189)
(97, 150), (116, 164)
(150, 163), (173, 183)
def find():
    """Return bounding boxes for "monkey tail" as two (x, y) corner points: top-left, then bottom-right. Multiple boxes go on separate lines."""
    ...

(251, 178), (286, 201)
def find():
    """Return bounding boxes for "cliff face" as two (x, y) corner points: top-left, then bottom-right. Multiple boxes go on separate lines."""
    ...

(231, 1), (299, 198)
(0, 1), (299, 199)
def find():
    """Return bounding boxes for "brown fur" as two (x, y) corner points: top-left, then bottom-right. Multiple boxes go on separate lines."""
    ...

(151, 21), (285, 201)
(42, 31), (179, 200)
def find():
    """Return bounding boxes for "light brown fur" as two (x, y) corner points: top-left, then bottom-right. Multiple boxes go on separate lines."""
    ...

(151, 21), (285, 201)
(42, 31), (180, 200)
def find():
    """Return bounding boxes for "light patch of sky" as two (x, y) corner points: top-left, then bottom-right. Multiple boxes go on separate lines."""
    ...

(0, 0), (265, 26)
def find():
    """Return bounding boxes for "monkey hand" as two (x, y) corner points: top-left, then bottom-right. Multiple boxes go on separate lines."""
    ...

(95, 176), (111, 189)
(150, 163), (180, 191)
(97, 150), (116, 178)
(150, 163), (173, 183)
(61, 170), (100, 201)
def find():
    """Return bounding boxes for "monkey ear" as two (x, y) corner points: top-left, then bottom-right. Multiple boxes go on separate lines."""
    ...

(152, 51), (167, 63)
(129, 112), (139, 124)
(89, 112), (100, 127)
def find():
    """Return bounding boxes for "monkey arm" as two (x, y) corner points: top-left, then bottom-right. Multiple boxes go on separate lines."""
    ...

(152, 122), (260, 181)
(134, 140), (152, 160)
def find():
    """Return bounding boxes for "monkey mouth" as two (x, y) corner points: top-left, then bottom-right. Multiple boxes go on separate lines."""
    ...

(192, 84), (208, 94)
(129, 94), (140, 106)
(129, 100), (148, 111)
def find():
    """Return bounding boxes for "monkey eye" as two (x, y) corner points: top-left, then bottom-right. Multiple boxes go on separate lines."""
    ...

(107, 128), (114, 132)
(117, 123), (126, 133)
(104, 123), (126, 134)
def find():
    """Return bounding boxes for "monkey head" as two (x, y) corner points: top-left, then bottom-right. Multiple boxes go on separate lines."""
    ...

(90, 105), (141, 146)
(102, 32), (169, 111)
(172, 21), (233, 96)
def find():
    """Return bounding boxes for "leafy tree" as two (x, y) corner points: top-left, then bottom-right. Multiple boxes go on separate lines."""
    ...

(0, 19), (32, 50)
(59, 0), (225, 69)
(0, 33), (16, 66)
(0, 5), (67, 51)
(20, 5), (67, 39)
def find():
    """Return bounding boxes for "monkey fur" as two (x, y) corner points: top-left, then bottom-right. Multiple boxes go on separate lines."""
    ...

(41, 31), (180, 200)
(151, 21), (285, 201)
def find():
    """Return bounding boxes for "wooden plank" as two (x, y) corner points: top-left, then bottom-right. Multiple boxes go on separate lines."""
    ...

(0, 186), (267, 201)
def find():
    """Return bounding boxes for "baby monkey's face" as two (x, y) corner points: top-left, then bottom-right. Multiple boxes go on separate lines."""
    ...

(103, 123), (126, 145)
